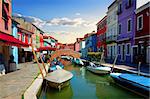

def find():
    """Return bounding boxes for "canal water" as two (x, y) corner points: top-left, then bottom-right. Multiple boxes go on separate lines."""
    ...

(39, 64), (143, 99)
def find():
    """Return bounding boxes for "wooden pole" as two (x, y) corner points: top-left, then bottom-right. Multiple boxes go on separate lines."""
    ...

(39, 54), (47, 74)
(31, 45), (44, 79)
(100, 51), (104, 65)
(111, 54), (118, 73)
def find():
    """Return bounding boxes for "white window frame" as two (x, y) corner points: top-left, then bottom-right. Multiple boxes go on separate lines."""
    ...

(28, 35), (31, 44)
(137, 14), (143, 31)
(22, 33), (25, 42)
(126, 43), (131, 55)
(127, 18), (132, 33)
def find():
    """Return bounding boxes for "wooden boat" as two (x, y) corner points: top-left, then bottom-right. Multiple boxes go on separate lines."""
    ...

(86, 62), (111, 74)
(72, 58), (84, 66)
(45, 69), (73, 90)
(110, 73), (150, 97)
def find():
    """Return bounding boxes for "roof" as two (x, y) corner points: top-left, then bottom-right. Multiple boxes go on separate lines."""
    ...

(96, 16), (107, 26)
(37, 47), (57, 51)
(108, 0), (117, 9)
(43, 35), (57, 41)
(136, 2), (150, 14)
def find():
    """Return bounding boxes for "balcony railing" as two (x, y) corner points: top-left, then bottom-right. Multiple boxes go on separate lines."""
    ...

(106, 35), (118, 41)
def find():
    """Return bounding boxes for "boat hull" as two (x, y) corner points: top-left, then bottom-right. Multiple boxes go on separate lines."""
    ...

(87, 66), (110, 74)
(47, 79), (71, 90)
(110, 73), (150, 97)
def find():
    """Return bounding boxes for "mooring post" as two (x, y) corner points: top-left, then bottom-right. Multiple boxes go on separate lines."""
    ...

(40, 54), (47, 75)
(31, 45), (44, 79)
(138, 61), (141, 75)
(111, 55), (118, 73)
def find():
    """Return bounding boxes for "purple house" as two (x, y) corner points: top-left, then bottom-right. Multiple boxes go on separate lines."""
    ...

(117, 0), (136, 63)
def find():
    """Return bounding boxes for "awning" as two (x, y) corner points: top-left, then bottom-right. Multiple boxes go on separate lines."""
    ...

(37, 47), (57, 52)
(0, 33), (29, 47)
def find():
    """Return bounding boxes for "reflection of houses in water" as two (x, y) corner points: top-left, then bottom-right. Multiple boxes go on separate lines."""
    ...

(80, 66), (86, 79)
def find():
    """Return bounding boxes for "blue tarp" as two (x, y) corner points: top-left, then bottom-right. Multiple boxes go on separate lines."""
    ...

(119, 74), (150, 88)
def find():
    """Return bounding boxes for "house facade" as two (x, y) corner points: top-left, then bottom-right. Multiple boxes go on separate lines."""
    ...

(96, 16), (107, 57)
(133, 2), (150, 64)
(106, 0), (118, 61)
(117, 0), (136, 63)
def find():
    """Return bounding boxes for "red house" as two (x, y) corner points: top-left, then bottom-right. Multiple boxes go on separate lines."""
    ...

(133, 2), (150, 64)
(96, 16), (107, 56)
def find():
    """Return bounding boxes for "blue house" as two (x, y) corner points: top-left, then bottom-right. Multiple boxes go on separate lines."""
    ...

(84, 32), (97, 59)
(11, 19), (19, 66)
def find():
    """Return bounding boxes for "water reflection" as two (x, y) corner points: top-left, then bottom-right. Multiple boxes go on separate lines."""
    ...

(39, 64), (143, 99)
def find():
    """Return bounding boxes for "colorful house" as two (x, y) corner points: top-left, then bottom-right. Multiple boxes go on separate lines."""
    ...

(74, 38), (81, 52)
(0, 0), (28, 73)
(106, 0), (118, 61)
(96, 16), (107, 57)
(117, 0), (136, 63)
(11, 19), (19, 65)
(79, 38), (86, 59)
(132, 2), (150, 64)
(37, 34), (58, 53)
(84, 32), (97, 59)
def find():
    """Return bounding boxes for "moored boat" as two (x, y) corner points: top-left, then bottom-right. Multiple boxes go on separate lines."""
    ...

(72, 58), (84, 66)
(110, 73), (150, 97)
(86, 62), (111, 74)
(45, 69), (73, 90)
(48, 59), (64, 72)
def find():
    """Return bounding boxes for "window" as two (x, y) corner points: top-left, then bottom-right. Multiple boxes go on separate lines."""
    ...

(4, 19), (8, 30)
(127, 19), (132, 32)
(126, 43), (131, 55)
(22, 34), (25, 42)
(137, 15), (143, 30)
(118, 3), (122, 13)
(128, 0), (132, 6)
(28, 35), (31, 44)
(118, 24), (121, 34)
(18, 34), (21, 40)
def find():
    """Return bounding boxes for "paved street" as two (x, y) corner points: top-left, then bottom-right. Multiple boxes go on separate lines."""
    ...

(0, 62), (42, 99)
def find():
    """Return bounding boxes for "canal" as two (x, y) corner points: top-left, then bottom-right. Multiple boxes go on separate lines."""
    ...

(38, 64), (143, 99)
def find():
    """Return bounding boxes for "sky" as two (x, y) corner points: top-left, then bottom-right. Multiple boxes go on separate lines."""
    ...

(12, 0), (114, 43)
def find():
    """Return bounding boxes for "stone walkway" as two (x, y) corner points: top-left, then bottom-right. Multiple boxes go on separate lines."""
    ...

(0, 62), (42, 99)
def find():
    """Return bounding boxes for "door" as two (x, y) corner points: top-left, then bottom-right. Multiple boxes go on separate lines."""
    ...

(122, 44), (125, 61)
(133, 47), (138, 63)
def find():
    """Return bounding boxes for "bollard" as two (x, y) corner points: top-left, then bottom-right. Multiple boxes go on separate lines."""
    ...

(138, 62), (141, 75)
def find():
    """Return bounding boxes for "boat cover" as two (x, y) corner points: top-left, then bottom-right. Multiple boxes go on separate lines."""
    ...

(45, 69), (73, 83)
(96, 67), (111, 71)
(119, 74), (150, 88)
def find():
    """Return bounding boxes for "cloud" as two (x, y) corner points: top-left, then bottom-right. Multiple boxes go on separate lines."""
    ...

(46, 17), (85, 26)
(13, 13), (95, 28)
(75, 13), (81, 16)
(13, 13), (97, 43)
(13, 13), (45, 28)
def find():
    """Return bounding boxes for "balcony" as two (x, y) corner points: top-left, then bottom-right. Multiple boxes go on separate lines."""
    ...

(106, 35), (117, 42)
